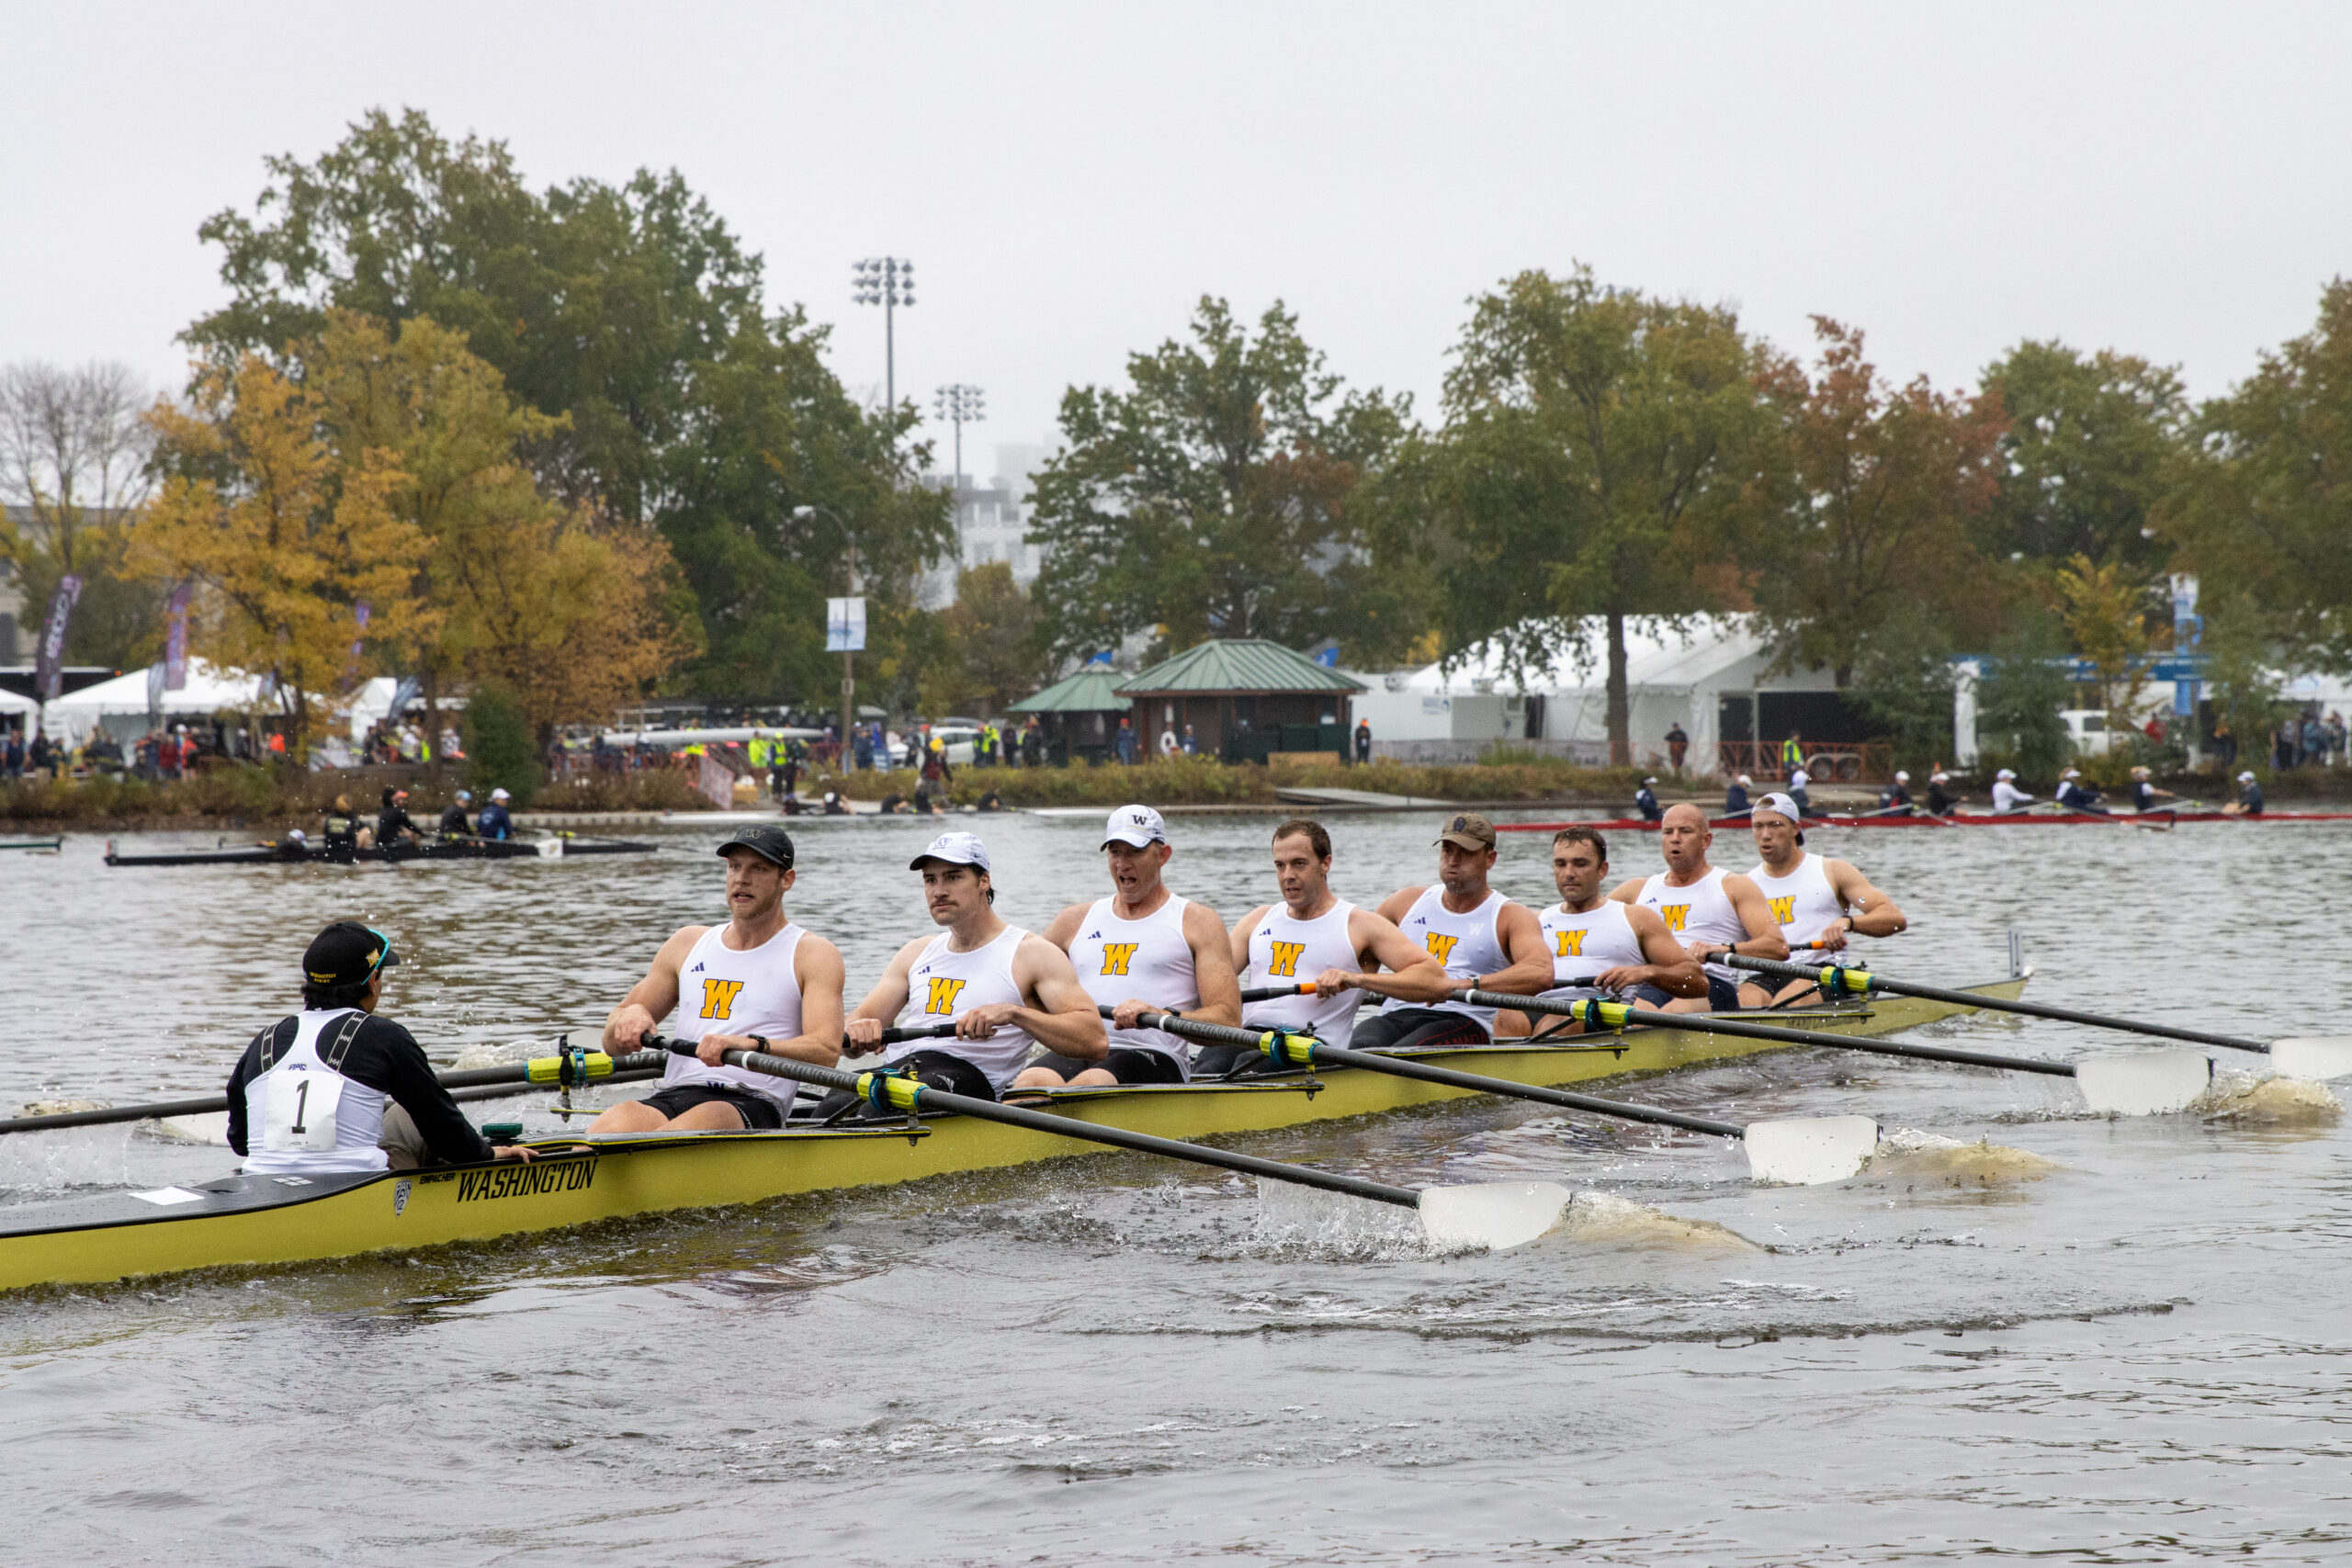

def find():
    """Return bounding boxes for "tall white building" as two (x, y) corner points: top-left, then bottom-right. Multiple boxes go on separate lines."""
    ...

(918, 442), (1052, 608)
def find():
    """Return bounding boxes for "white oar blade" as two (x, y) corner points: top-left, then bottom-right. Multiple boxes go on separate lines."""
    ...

(534, 837), (564, 859)
(151, 1111), (232, 1145)
(1418, 1180), (1572, 1252)
(2268, 1037), (2352, 1081)
(2075, 1051), (2212, 1116)
(1742, 1115), (1880, 1185)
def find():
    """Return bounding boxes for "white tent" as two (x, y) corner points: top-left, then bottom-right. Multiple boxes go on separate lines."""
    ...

(40, 660), (311, 748)
(0, 687), (34, 718)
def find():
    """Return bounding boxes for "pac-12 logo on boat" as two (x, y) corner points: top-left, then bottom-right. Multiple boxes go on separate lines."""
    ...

(1425, 932), (1461, 964)
(1266, 940), (1306, 977)
(924, 976), (968, 1015)
(1768, 897), (1796, 926)
(1555, 929), (1586, 958)
(1657, 904), (1690, 932)
(1099, 942), (1138, 976)
(700, 979), (745, 1020)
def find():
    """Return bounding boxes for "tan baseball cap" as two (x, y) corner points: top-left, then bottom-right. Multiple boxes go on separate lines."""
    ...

(1434, 812), (1497, 851)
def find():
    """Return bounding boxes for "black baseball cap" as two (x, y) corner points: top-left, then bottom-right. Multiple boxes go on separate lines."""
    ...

(304, 921), (400, 987)
(717, 823), (796, 869)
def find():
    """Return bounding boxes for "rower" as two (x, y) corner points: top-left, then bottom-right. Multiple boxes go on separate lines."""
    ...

(2222, 770), (2265, 817)
(1498, 827), (1701, 1035)
(589, 824), (846, 1132)
(1991, 769), (2035, 814)
(835, 832), (1103, 1109)
(2054, 768), (2110, 816)
(1869, 771), (1915, 817)
(1742, 792), (1907, 1005)
(1605, 802), (1787, 1012)
(476, 786), (514, 840)
(1723, 773), (1754, 818)
(2128, 765), (2177, 816)
(321, 794), (360, 863)
(1209, 818), (1447, 1075)
(226, 921), (536, 1173)
(1634, 776), (1663, 822)
(377, 786), (423, 847)
(1787, 762), (1818, 818)
(437, 789), (475, 840)
(1926, 768), (1955, 818)
(1356, 813), (1551, 1053)
(1013, 805), (1242, 1089)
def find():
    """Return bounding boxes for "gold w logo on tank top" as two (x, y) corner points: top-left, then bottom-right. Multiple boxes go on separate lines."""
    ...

(1658, 904), (1690, 931)
(1555, 929), (1586, 957)
(924, 976), (968, 1015)
(1769, 897), (1796, 925)
(1425, 932), (1461, 964)
(1267, 940), (1306, 977)
(699, 979), (745, 1020)
(1099, 942), (1139, 976)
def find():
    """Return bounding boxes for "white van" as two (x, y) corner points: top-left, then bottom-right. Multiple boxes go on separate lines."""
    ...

(2059, 709), (2110, 756)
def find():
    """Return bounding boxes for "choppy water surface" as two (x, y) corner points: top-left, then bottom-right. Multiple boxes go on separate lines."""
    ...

(2, 809), (2349, 1564)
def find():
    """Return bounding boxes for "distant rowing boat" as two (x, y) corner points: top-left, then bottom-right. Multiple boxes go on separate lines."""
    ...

(0, 837), (63, 853)
(103, 837), (660, 868)
(1503, 810), (2352, 832)
(0, 977), (2026, 1292)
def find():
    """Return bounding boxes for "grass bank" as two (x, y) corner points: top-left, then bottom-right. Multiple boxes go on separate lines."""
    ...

(810, 752), (1653, 809)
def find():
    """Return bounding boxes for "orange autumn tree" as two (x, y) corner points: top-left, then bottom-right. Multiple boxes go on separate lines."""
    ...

(135, 355), (433, 757)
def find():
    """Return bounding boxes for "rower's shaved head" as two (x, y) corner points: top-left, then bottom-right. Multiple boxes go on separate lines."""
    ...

(1657, 803), (1713, 874)
(1660, 802), (1708, 829)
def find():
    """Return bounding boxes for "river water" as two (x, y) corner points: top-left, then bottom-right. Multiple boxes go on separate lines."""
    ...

(1, 808), (2348, 1565)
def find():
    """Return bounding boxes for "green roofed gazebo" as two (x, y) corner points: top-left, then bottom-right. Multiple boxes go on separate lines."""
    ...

(1115, 638), (1365, 763)
(1004, 667), (1131, 765)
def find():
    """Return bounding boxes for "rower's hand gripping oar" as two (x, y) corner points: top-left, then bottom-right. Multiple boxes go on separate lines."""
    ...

(1109, 1007), (1880, 1185)
(648, 1036), (1569, 1252)
(1719, 953), (2352, 1081)
(1457, 990), (2212, 1117)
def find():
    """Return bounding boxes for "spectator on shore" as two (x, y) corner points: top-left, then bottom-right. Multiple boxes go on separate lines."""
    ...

(1354, 717), (1372, 765)
(1665, 722), (1689, 773)
(1182, 723), (1197, 756)
(1114, 717), (1138, 765)
(2329, 712), (2347, 768)
(1022, 718), (1045, 767)
(2301, 714), (2324, 769)
(2212, 718), (2236, 768)
(5, 728), (25, 780)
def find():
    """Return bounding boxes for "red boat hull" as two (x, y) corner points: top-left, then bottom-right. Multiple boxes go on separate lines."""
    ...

(1499, 810), (2352, 832)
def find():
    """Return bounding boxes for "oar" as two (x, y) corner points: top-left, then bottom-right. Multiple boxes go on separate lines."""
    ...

(1718, 954), (2352, 1080)
(0, 1047), (668, 1136)
(1106, 1007), (1878, 1186)
(648, 1036), (1568, 1252)
(1454, 989), (2213, 1116)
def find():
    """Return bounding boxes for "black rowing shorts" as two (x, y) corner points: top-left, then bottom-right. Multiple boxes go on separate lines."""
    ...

(635, 1083), (786, 1131)
(1707, 974), (1744, 1011)
(812, 1048), (999, 1120)
(1026, 1047), (1185, 1085)
(1349, 1007), (1492, 1054)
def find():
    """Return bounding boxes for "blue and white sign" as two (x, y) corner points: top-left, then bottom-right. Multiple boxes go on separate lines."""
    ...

(826, 596), (867, 653)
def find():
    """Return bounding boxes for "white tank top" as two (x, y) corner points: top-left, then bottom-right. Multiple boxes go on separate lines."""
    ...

(1381, 886), (1512, 1031)
(1535, 900), (1645, 1002)
(888, 925), (1035, 1090)
(1068, 894), (1196, 1075)
(1747, 852), (1849, 957)
(1637, 866), (1744, 985)
(666, 922), (809, 1107)
(1242, 899), (1363, 1047)
(241, 1009), (391, 1175)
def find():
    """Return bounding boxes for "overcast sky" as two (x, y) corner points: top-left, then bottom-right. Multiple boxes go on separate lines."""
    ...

(6, 2), (2347, 480)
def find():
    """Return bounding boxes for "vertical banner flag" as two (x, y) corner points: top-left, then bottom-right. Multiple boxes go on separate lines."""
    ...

(345, 601), (370, 687)
(33, 574), (84, 701)
(825, 595), (867, 653)
(164, 582), (194, 690)
(697, 752), (735, 809)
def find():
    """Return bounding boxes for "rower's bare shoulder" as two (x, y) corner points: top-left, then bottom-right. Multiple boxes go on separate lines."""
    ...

(1179, 897), (1229, 942)
(1040, 902), (1091, 946)
(1232, 902), (1273, 940)
(1374, 886), (1426, 923)
(652, 925), (711, 964)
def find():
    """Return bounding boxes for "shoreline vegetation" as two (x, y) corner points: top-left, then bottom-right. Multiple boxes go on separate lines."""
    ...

(4, 753), (2344, 831)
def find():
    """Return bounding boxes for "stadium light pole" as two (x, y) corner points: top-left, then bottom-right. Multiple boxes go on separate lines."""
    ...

(794, 503), (858, 759)
(932, 383), (986, 490)
(851, 257), (915, 422)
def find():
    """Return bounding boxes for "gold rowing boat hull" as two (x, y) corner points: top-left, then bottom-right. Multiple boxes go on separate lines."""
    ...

(0, 978), (2030, 1292)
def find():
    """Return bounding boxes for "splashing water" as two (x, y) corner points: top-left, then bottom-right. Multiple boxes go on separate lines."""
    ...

(1558, 1191), (1762, 1253)
(2194, 1070), (2343, 1122)
(1866, 1128), (2060, 1185)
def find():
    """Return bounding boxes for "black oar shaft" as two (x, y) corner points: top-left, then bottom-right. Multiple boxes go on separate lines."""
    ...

(1457, 989), (2080, 1078)
(1719, 954), (2269, 1054)
(1238, 984), (1311, 1003)
(662, 1040), (1421, 1210)
(1092, 1005), (1266, 1050)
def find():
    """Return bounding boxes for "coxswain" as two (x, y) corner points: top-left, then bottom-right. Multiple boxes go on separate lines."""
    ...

(589, 825), (845, 1132)
(1605, 802), (1788, 1012)
(1723, 773), (1754, 818)
(1742, 793), (1907, 1005)
(1991, 769), (2036, 814)
(2054, 768), (2110, 816)
(321, 794), (361, 863)
(822, 785), (849, 815)
(1013, 805), (1241, 1088)
(377, 786), (423, 847)
(1634, 776), (1663, 822)
(226, 921), (536, 1173)
(834, 832), (1104, 1110)
(877, 787), (909, 815)
(1210, 818), (1448, 1074)
(476, 786), (514, 840)
(1354, 814), (1551, 1052)
(2128, 765), (2177, 816)
(1926, 769), (1955, 818)
(2222, 770), (2265, 817)
(1497, 827), (1702, 1035)
(977, 787), (1003, 812)
(437, 789), (475, 840)
(1869, 771), (1915, 817)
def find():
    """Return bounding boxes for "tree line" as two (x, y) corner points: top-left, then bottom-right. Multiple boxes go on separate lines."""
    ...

(2, 107), (2345, 768)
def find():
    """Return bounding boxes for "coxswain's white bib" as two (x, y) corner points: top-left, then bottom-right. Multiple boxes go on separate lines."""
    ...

(888, 926), (1035, 1090)
(1068, 894), (1196, 1076)
(665, 922), (808, 1108)
(242, 1008), (391, 1176)
(1242, 899), (1362, 1047)
(1636, 866), (1744, 986)
(1535, 899), (1645, 1002)
(1747, 852), (1849, 956)
(1381, 886), (1512, 1031)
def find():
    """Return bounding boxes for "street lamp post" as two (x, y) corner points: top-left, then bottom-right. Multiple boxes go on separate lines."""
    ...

(794, 503), (858, 761)
(851, 257), (915, 420)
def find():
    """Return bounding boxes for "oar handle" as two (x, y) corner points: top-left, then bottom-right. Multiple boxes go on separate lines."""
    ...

(656, 1038), (1423, 1210)
(1715, 955), (2270, 1054)
(877, 1022), (962, 1044)
(1103, 1005), (1284, 1052)
(1454, 988), (2080, 1078)
(1237, 983), (1317, 1003)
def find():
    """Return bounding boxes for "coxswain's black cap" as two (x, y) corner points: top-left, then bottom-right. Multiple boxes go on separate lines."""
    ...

(717, 823), (796, 869)
(304, 921), (400, 987)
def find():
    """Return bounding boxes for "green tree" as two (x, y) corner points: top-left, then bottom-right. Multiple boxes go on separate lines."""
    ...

(462, 681), (544, 805)
(1848, 615), (1960, 772)
(1977, 341), (2188, 574)
(183, 107), (949, 700)
(1024, 298), (1408, 664)
(1972, 614), (2074, 781)
(0, 361), (165, 666)
(1406, 266), (1770, 762)
(926, 562), (1043, 716)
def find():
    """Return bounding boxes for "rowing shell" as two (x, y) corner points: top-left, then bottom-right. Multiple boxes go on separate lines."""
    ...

(0, 977), (2026, 1293)
(103, 838), (659, 868)
(1504, 811), (2352, 832)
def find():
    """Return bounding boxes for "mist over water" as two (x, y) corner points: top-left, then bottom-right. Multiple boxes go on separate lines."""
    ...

(3, 811), (2349, 1563)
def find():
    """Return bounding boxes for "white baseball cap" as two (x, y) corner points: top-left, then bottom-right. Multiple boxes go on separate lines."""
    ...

(1754, 792), (1802, 823)
(1894, 771), (1910, 783)
(1736, 773), (1753, 786)
(2061, 768), (2080, 780)
(911, 831), (990, 872)
(1642, 775), (1658, 786)
(491, 787), (511, 801)
(1102, 804), (1168, 850)
(2238, 771), (2256, 783)
(1996, 769), (2017, 781)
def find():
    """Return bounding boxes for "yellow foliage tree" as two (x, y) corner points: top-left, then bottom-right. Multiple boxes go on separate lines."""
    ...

(2053, 552), (2155, 725)
(134, 355), (434, 757)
